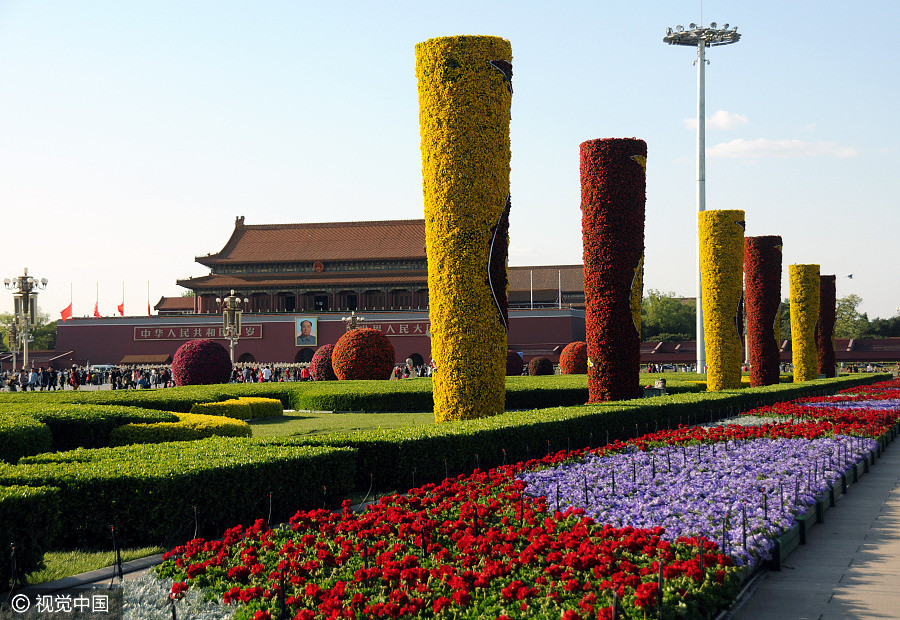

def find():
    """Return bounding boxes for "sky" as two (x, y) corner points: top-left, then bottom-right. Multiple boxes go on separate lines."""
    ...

(1, 0), (897, 321)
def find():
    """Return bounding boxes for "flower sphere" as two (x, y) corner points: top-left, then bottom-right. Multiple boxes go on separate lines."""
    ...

(506, 350), (524, 376)
(559, 341), (588, 374)
(171, 339), (232, 386)
(309, 344), (337, 381)
(527, 356), (554, 376)
(332, 328), (395, 380)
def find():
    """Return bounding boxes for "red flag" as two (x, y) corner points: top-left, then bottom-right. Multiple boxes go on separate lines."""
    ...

(147, 302), (151, 317)
(117, 302), (124, 316)
(60, 303), (73, 321)
(93, 302), (101, 318)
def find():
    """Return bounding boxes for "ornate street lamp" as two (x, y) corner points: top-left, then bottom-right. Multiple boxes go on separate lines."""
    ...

(216, 290), (248, 364)
(7, 323), (18, 372)
(664, 22), (741, 373)
(4, 268), (47, 371)
(341, 310), (365, 331)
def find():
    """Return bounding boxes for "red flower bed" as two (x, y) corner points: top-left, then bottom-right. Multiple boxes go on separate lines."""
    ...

(817, 275), (837, 378)
(171, 339), (232, 386)
(743, 236), (782, 386)
(580, 138), (646, 402)
(559, 341), (587, 375)
(332, 329), (395, 380)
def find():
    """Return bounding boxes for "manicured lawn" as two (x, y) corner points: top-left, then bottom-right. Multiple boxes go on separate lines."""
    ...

(26, 546), (165, 585)
(248, 409), (435, 438)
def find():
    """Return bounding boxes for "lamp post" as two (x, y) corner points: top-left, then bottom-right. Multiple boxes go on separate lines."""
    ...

(4, 268), (47, 371)
(216, 290), (248, 365)
(7, 323), (18, 372)
(341, 310), (365, 331)
(664, 22), (741, 373)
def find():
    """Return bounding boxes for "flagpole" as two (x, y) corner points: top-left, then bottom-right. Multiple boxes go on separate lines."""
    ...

(530, 270), (533, 310)
(147, 281), (151, 317)
(558, 269), (562, 309)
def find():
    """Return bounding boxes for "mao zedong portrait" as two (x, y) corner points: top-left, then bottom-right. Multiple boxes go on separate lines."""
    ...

(296, 319), (317, 346)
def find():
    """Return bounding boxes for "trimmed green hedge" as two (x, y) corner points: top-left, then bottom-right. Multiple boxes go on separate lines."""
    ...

(1, 439), (355, 548)
(109, 413), (251, 446)
(0, 485), (60, 589)
(240, 397), (285, 418)
(0, 414), (52, 464)
(189, 397), (284, 420)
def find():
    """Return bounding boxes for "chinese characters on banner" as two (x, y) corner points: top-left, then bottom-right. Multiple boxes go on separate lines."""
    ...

(367, 321), (430, 337)
(134, 325), (263, 341)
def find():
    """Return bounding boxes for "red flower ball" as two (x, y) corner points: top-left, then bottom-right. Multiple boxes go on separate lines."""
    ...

(171, 339), (232, 386)
(527, 357), (554, 376)
(506, 350), (524, 376)
(332, 328), (396, 380)
(310, 344), (338, 381)
(559, 341), (588, 374)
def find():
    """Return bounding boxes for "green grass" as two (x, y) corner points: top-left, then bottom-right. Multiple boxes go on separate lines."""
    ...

(26, 546), (165, 585)
(249, 410), (436, 438)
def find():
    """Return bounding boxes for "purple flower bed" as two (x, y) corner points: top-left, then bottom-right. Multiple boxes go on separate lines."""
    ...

(519, 435), (877, 569)
(802, 399), (900, 410)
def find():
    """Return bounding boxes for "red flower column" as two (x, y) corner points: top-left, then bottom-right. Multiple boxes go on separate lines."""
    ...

(744, 236), (782, 386)
(580, 138), (646, 402)
(817, 274), (837, 378)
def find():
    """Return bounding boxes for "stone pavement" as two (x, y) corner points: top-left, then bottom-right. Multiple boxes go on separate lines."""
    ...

(727, 437), (900, 619)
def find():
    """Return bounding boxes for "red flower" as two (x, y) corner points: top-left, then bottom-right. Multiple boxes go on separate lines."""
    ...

(170, 581), (188, 600)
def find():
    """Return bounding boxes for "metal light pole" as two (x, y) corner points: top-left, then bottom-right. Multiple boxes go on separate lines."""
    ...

(4, 268), (48, 371)
(216, 290), (247, 365)
(664, 22), (741, 373)
(7, 323), (18, 372)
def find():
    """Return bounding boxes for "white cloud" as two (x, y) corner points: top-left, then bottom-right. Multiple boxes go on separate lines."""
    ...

(683, 109), (749, 130)
(707, 138), (859, 159)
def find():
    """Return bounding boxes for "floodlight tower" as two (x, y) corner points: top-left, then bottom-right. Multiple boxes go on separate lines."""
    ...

(663, 22), (741, 373)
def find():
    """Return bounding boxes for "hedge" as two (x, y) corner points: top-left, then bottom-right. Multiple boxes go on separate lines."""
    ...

(109, 412), (251, 446)
(1, 439), (355, 549)
(0, 485), (60, 590)
(190, 397), (283, 420)
(0, 413), (52, 464)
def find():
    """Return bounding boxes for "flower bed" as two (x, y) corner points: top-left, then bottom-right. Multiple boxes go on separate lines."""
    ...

(153, 380), (900, 619)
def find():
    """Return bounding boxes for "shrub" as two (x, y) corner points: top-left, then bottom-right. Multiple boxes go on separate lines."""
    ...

(528, 357), (555, 376)
(110, 413), (251, 446)
(0, 414), (52, 463)
(172, 339), (232, 386)
(239, 397), (284, 418)
(332, 328), (395, 380)
(190, 400), (253, 420)
(506, 351), (524, 376)
(0, 485), (60, 589)
(559, 341), (588, 374)
(310, 344), (338, 381)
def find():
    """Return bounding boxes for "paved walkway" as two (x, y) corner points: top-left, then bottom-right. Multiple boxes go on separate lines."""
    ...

(728, 436), (900, 619)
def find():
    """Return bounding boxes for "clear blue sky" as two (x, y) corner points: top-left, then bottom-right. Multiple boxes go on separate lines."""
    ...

(1, 0), (897, 320)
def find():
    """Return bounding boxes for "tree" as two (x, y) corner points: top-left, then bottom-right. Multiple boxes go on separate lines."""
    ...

(779, 298), (791, 342)
(0, 310), (57, 352)
(641, 290), (696, 342)
(864, 315), (900, 338)
(834, 294), (869, 339)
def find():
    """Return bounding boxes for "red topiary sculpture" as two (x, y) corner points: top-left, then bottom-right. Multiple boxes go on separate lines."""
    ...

(506, 350), (524, 376)
(171, 339), (232, 386)
(331, 328), (395, 380)
(527, 356), (554, 376)
(559, 341), (588, 374)
(310, 344), (338, 381)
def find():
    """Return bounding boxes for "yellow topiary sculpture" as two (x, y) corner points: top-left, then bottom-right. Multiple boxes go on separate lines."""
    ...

(699, 209), (745, 391)
(416, 35), (512, 422)
(789, 263), (821, 382)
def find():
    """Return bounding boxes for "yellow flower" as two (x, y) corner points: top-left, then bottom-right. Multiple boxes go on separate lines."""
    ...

(789, 264), (820, 382)
(416, 36), (512, 422)
(699, 209), (745, 391)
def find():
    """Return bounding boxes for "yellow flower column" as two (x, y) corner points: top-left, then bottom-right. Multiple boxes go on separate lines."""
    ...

(416, 36), (512, 422)
(789, 264), (821, 382)
(699, 209), (745, 391)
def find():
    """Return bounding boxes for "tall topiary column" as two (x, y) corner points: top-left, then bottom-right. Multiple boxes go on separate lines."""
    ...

(580, 138), (646, 402)
(817, 274), (837, 378)
(789, 264), (820, 382)
(699, 209), (745, 391)
(744, 235), (782, 386)
(416, 36), (512, 422)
